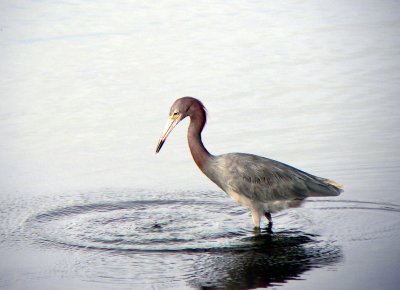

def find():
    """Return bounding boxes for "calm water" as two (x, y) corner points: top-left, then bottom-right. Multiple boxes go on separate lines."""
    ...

(1, 1), (400, 289)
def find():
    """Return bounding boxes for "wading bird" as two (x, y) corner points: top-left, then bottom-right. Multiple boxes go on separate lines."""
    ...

(156, 97), (343, 229)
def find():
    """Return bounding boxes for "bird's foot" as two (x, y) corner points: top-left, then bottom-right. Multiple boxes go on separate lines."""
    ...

(264, 212), (273, 233)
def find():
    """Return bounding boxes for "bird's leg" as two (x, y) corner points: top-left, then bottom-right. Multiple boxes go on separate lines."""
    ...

(265, 212), (273, 233)
(251, 210), (261, 229)
(265, 212), (272, 224)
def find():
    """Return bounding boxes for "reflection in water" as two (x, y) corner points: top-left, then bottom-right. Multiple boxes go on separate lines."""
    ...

(187, 231), (341, 289)
(2, 190), (399, 289)
(14, 191), (345, 289)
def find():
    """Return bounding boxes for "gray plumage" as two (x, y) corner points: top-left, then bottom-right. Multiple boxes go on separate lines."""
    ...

(156, 97), (343, 229)
(207, 152), (342, 200)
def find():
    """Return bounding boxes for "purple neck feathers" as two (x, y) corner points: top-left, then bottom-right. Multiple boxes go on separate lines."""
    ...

(187, 103), (212, 171)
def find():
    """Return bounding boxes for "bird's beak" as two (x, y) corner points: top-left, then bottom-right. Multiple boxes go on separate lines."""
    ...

(155, 116), (180, 153)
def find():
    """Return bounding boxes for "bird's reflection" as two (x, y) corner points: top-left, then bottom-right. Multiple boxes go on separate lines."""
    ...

(187, 230), (342, 289)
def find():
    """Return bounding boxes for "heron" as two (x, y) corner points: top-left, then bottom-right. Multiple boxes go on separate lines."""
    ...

(155, 97), (343, 229)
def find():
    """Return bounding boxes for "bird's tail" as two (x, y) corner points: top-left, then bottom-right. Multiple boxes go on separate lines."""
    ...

(327, 179), (344, 191)
(308, 177), (343, 197)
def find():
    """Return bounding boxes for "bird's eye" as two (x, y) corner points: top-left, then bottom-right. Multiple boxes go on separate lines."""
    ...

(173, 112), (179, 116)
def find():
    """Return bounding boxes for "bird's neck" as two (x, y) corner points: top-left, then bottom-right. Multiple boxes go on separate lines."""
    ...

(188, 110), (212, 172)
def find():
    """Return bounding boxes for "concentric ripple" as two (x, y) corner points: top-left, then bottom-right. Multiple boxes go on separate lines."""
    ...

(23, 191), (400, 253)
(5, 190), (398, 289)
(25, 197), (251, 252)
(279, 199), (400, 242)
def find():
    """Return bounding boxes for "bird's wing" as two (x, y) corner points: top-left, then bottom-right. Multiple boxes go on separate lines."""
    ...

(216, 153), (341, 202)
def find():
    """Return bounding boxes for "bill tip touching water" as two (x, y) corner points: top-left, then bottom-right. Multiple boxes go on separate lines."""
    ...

(156, 97), (343, 229)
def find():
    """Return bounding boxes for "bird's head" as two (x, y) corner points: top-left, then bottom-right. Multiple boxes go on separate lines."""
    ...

(155, 97), (194, 153)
